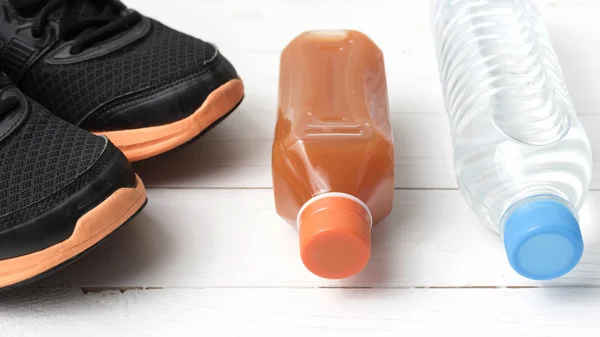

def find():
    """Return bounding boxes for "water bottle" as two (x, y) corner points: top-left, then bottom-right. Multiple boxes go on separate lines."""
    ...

(431, 0), (593, 280)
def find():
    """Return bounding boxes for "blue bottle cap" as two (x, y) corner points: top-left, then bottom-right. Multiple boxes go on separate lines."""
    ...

(503, 198), (583, 280)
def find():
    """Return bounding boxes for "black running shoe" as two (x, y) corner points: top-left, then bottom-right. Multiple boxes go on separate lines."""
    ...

(1, 0), (244, 162)
(0, 73), (147, 290)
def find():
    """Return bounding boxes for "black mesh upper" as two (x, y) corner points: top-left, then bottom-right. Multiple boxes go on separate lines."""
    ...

(0, 99), (107, 219)
(19, 19), (216, 124)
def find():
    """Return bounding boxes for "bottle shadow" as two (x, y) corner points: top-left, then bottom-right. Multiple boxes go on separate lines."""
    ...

(548, 21), (599, 118)
(345, 202), (422, 289)
(552, 20), (600, 281)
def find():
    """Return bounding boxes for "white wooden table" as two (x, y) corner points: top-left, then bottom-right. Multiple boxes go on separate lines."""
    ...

(2, 0), (600, 335)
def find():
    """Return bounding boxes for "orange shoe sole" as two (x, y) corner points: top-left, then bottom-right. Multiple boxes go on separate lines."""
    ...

(0, 175), (147, 289)
(96, 79), (245, 162)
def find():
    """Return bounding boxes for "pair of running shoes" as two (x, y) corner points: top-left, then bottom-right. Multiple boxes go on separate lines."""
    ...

(0, 0), (244, 290)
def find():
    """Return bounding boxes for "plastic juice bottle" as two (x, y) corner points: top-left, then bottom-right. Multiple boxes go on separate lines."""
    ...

(272, 30), (395, 279)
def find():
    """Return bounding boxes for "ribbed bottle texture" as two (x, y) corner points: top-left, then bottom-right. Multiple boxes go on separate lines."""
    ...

(431, 0), (593, 279)
(432, 0), (592, 230)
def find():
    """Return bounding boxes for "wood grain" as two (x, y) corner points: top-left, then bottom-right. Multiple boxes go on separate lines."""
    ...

(36, 189), (600, 288)
(3, 1), (600, 335)
(134, 114), (600, 189)
(2, 287), (600, 337)
(127, 0), (600, 189)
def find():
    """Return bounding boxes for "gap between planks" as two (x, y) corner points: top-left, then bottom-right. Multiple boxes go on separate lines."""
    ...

(139, 187), (600, 192)
(8, 284), (600, 296)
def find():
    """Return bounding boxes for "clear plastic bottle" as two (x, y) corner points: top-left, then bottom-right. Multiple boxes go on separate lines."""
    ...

(431, 0), (593, 280)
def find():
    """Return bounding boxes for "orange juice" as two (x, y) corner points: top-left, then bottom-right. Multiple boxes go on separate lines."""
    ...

(272, 30), (395, 279)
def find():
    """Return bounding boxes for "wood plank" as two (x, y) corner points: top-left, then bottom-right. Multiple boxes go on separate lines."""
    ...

(2, 287), (600, 336)
(123, 0), (600, 189)
(134, 114), (600, 189)
(124, 0), (600, 116)
(39, 189), (600, 288)
(133, 113), (456, 189)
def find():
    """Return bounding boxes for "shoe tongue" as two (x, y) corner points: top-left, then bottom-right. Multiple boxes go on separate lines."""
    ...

(61, 1), (108, 22)
(10, 0), (47, 16)
(11, 0), (113, 20)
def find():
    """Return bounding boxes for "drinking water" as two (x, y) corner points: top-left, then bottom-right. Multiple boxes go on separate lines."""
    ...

(431, 0), (593, 280)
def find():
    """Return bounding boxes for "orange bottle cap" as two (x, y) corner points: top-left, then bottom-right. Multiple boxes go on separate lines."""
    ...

(298, 193), (372, 279)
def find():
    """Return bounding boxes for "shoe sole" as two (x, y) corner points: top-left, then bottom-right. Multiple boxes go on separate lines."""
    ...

(0, 199), (147, 293)
(0, 175), (147, 290)
(97, 79), (245, 162)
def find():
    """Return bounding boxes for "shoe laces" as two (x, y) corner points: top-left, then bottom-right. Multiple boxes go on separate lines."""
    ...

(28, 0), (142, 55)
(0, 97), (20, 118)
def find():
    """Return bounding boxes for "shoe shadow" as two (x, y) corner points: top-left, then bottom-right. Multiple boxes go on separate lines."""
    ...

(2, 212), (165, 298)
(0, 96), (269, 304)
(132, 98), (270, 188)
(0, 286), (93, 315)
(0, 212), (168, 307)
(40, 212), (166, 288)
